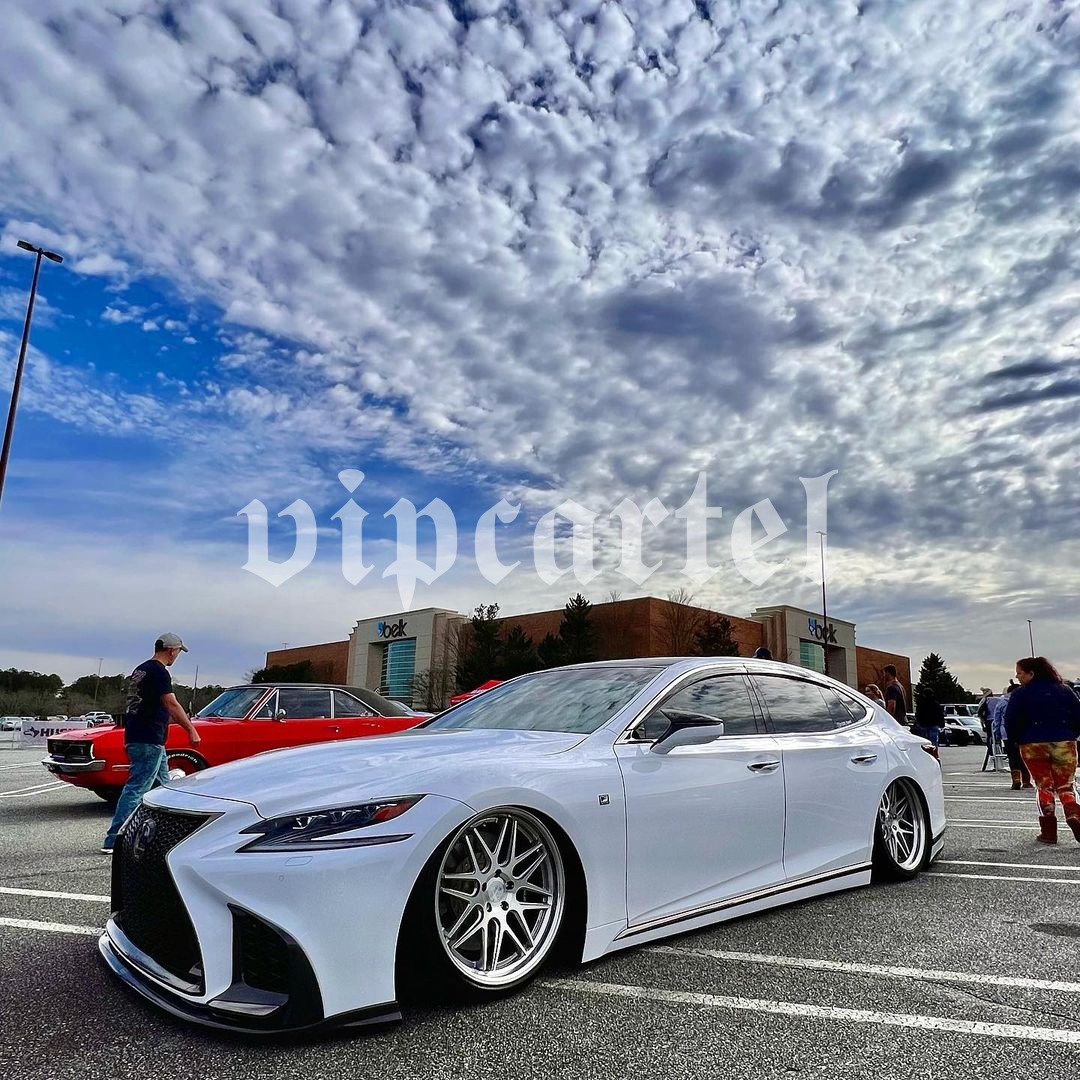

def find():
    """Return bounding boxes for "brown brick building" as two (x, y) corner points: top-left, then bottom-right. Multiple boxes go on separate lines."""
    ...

(264, 596), (911, 710)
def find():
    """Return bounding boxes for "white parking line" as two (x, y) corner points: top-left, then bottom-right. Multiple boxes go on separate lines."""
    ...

(927, 872), (1080, 885)
(0, 886), (109, 902)
(948, 824), (1034, 831)
(945, 797), (1034, 803)
(546, 979), (1080, 1044)
(947, 818), (1035, 825)
(0, 762), (42, 771)
(0, 782), (65, 798)
(649, 945), (1080, 992)
(939, 859), (1080, 872)
(0, 917), (100, 936)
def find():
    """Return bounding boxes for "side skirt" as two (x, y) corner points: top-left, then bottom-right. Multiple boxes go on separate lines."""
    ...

(584, 865), (872, 961)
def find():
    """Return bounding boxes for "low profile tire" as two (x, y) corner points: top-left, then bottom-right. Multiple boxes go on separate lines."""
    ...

(165, 750), (207, 782)
(399, 807), (567, 1003)
(94, 789), (119, 810)
(872, 778), (930, 881)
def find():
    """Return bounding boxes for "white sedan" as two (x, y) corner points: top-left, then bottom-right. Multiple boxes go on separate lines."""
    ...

(99, 658), (945, 1033)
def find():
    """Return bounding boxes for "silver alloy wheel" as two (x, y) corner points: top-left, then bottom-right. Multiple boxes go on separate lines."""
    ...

(878, 778), (927, 871)
(435, 808), (566, 988)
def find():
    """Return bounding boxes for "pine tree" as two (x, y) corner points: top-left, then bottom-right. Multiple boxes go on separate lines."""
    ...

(499, 625), (540, 679)
(694, 614), (740, 657)
(914, 653), (973, 705)
(456, 603), (503, 692)
(537, 632), (566, 669)
(558, 594), (597, 665)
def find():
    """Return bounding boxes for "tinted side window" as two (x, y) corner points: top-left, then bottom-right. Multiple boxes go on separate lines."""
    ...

(832, 689), (870, 725)
(637, 676), (761, 740)
(333, 691), (374, 718)
(819, 686), (864, 728)
(276, 688), (331, 719)
(753, 676), (838, 734)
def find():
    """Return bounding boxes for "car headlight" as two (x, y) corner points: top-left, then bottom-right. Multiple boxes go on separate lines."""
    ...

(238, 796), (422, 852)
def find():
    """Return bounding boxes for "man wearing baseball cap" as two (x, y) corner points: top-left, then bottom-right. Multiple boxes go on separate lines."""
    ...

(101, 633), (201, 853)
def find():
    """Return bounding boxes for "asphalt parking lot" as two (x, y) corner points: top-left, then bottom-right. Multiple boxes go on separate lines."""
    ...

(2, 745), (1079, 1079)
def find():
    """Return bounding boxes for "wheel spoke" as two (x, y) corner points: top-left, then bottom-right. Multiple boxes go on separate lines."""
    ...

(493, 817), (511, 867)
(465, 833), (484, 874)
(516, 849), (548, 882)
(449, 908), (484, 950)
(440, 884), (477, 903)
(512, 841), (543, 871)
(472, 826), (497, 869)
(486, 918), (504, 972)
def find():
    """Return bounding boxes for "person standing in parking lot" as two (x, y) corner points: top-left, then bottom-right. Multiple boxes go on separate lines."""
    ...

(101, 634), (201, 853)
(993, 685), (1032, 790)
(913, 687), (944, 747)
(1004, 656), (1080, 845)
(882, 666), (908, 726)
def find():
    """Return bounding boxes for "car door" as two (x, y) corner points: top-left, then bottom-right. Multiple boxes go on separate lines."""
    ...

(750, 674), (887, 880)
(331, 690), (419, 739)
(615, 673), (786, 927)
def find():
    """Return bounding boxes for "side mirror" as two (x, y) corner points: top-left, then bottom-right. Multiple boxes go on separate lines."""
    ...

(275, 709), (287, 722)
(650, 711), (725, 755)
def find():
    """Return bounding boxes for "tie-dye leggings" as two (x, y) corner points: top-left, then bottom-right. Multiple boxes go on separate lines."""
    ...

(1018, 741), (1079, 818)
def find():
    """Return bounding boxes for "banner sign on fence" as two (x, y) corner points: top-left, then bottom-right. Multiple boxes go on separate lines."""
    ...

(17, 719), (92, 747)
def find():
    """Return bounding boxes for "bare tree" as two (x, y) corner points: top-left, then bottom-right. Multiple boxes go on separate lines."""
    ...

(661, 588), (706, 655)
(596, 589), (632, 658)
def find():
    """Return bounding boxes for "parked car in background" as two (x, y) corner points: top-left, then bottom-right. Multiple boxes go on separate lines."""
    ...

(80, 711), (114, 726)
(939, 717), (981, 746)
(42, 684), (427, 807)
(1, 717), (23, 732)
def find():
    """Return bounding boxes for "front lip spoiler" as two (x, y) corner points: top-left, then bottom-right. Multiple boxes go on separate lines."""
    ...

(42, 757), (106, 774)
(99, 930), (401, 1036)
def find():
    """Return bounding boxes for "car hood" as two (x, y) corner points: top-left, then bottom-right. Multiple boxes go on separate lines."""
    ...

(168, 727), (589, 818)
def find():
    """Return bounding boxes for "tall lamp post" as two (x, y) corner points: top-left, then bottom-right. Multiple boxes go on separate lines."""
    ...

(0, 240), (64, 510)
(1027, 620), (1035, 658)
(92, 657), (104, 710)
(817, 530), (828, 628)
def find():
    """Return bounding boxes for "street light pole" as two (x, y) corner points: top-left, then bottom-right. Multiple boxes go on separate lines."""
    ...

(1027, 620), (1035, 657)
(0, 240), (64, 510)
(818, 530), (828, 627)
(92, 657), (104, 710)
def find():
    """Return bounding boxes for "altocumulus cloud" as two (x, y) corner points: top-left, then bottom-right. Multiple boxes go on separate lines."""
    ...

(1, 0), (1079, 686)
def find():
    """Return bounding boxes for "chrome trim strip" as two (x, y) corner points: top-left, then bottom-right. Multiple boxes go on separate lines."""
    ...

(617, 863), (873, 940)
(41, 758), (106, 774)
(105, 918), (202, 996)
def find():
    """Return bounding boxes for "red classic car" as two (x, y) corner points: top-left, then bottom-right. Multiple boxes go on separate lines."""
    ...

(41, 683), (426, 806)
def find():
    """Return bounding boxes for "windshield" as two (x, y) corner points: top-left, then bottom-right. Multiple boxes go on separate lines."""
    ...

(426, 666), (663, 734)
(196, 687), (267, 719)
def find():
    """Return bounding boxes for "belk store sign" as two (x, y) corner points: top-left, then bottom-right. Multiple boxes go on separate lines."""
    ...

(375, 618), (408, 640)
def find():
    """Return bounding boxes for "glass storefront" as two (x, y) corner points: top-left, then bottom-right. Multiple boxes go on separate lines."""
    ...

(380, 639), (417, 703)
(798, 640), (825, 674)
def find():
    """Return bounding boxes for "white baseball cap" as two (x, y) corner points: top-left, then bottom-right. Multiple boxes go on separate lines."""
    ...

(157, 632), (189, 652)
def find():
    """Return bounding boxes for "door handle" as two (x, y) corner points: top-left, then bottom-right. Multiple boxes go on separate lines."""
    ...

(327, 725), (340, 734)
(850, 753), (877, 764)
(746, 760), (781, 773)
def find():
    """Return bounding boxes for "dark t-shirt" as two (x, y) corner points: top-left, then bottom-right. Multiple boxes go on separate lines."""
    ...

(884, 681), (908, 724)
(123, 659), (172, 745)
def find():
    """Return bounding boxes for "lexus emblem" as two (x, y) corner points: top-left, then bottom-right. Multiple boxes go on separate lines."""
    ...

(132, 818), (157, 861)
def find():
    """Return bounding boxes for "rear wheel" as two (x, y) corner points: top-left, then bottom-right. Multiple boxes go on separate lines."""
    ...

(872, 778), (929, 881)
(399, 807), (567, 1001)
(165, 750), (207, 782)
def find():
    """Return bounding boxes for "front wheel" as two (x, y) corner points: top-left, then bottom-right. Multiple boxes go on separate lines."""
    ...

(94, 789), (119, 810)
(872, 778), (929, 881)
(400, 807), (567, 1001)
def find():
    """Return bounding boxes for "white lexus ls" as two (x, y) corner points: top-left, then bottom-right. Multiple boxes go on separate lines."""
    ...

(100, 658), (945, 1033)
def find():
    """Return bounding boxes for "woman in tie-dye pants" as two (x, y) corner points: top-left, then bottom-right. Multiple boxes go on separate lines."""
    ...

(1004, 657), (1080, 845)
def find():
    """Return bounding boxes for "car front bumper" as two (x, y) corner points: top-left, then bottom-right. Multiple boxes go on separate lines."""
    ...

(42, 757), (106, 775)
(99, 786), (474, 1032)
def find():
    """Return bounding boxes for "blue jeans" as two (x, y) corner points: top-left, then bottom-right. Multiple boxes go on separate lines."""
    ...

(103, 743), (170, 849)
(914, 725), (941, 747)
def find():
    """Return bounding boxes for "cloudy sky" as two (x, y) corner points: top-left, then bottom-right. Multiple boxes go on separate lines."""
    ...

(1, 0), (1078, 690)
